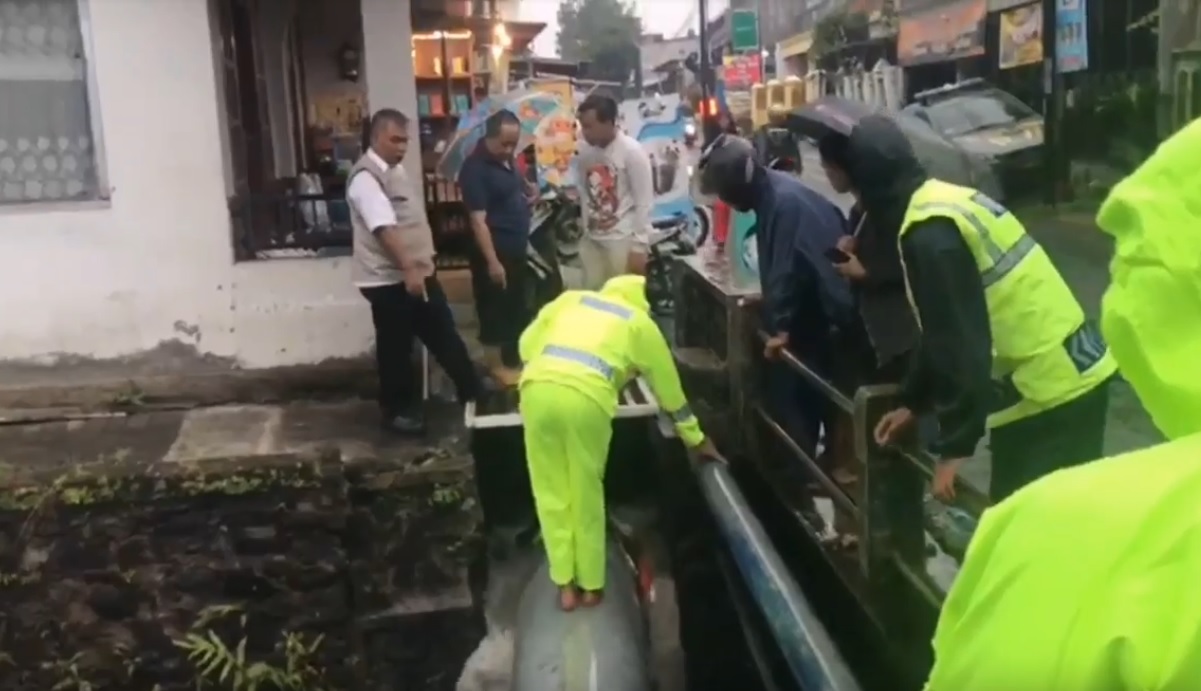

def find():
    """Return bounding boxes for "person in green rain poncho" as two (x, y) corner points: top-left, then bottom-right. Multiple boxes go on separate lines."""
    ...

(924, 117), (1201, 690)
(517, 275), (722, 611)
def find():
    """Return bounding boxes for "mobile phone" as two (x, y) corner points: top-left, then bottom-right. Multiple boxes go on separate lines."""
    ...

(825, 247), (851, 263)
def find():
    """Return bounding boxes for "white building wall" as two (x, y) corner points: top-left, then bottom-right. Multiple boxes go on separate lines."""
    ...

(0, 0), (419, 383)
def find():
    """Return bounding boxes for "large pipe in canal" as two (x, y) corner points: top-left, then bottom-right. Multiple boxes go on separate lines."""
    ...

(695, 460), (862, 691)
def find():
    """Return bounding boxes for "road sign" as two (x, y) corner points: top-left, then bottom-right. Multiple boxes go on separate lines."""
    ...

(730, 9), (759, 52)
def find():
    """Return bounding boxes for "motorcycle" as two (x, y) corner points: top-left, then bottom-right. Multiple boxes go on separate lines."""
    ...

(646, 213), (696, 317)
(526, 184), (583, 313)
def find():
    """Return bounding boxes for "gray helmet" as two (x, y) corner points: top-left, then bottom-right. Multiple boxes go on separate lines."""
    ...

(698, 134), (758, 208)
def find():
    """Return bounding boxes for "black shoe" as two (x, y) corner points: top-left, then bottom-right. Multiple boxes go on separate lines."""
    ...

(381, 413), (426, 436)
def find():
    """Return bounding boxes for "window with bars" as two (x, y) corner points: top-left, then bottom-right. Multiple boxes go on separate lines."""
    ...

(0, 0), (106, 204)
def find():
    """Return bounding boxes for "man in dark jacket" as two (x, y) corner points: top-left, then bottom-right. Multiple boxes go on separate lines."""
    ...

(699, 134), (852, 457)
(844, 115), (1114, 502)
(817, 132), (919, 382)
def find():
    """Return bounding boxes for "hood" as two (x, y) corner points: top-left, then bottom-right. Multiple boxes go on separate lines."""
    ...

(954, 120), (1044, 157)
(600, 275), (651, 313)
(845, 115), (929, 237)
(1096, 118), (1201, 441)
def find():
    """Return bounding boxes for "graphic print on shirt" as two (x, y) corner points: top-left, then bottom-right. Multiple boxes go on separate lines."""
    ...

(583, 163), (620, 236)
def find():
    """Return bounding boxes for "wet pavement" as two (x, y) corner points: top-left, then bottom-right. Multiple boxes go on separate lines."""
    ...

(0, 400), (472, 480)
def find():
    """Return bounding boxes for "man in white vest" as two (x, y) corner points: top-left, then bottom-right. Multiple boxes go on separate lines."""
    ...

(347, 109), (481, 434)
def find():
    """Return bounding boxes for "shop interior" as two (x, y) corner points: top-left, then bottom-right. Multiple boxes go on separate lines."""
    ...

(217, 0), (543, 259)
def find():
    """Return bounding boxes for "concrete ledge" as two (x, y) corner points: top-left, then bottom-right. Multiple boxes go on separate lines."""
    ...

(0, 301), (483, 413)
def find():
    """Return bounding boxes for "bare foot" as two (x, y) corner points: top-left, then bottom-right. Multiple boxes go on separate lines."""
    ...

(491, 366), (522, 388)
(580, 589), (604, 607)
(559, 585), (579, 611)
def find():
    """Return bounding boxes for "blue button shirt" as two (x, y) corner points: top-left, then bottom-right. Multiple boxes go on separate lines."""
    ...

(459, 146), (532, 257)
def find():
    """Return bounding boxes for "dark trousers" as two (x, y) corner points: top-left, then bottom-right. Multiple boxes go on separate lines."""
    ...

(359, 277), (480, 416)
(989, 376), (1113, 502)
(469, 249), (529, 368)
(764, 334), (837, 461)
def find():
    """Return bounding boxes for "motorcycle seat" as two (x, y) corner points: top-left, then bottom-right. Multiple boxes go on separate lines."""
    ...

(651, 214), (686, 230)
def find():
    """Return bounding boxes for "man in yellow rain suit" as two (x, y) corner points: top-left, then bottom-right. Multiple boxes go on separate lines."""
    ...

(518, 274), (721, 611)
(924, 118), (1201, 689)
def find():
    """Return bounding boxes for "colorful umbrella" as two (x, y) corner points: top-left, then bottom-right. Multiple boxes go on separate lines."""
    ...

(437, 91), (566, 180)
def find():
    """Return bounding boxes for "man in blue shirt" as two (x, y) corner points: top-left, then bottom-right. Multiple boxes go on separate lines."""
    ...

(699, 135), (853, 459)
(460, 110), (538, 386)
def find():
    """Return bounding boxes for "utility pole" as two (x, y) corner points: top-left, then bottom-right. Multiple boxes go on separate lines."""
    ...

(1040, 0), (1064, 205)
(698, 0), (711, 108)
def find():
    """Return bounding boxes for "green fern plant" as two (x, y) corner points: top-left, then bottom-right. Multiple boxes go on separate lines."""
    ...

(173, 605), (328, 690)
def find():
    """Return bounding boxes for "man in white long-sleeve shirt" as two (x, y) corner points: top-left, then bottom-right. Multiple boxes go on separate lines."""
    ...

(575, 94), (655, 289)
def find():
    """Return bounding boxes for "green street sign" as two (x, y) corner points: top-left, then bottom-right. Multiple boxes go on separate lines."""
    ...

(730, 9), (759, 52)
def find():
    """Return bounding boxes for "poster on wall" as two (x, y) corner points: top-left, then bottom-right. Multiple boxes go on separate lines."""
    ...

(721, 54), (762, 123)
(1055, 0), (1089, 73)
(603, 93), (701, 237)
(529, 78), (578, 187)
(998, 3), (1043, 69)
(897, 0), (986, 66)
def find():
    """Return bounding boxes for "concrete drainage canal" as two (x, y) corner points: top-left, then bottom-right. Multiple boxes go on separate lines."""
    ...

(0, 394), (778, 691)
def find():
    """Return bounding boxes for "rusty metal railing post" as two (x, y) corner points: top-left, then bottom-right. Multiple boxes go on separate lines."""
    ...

(854, 385), (927, 630)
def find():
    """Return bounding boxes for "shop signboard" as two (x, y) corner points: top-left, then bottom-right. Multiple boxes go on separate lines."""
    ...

(529, 79), (578, 187)
(1055, 0), (1089, 73)
(897, 0), (987, 66)
(721, 53), (764, 91)
(998, 2), (1043, 69)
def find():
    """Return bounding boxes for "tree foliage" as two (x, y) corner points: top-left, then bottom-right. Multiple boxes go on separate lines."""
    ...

(556, 0), (643, 83)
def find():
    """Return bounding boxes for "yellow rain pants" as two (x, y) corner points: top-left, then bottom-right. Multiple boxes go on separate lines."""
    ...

(520, 380), (612, 590)
(517, 276), (707, 591)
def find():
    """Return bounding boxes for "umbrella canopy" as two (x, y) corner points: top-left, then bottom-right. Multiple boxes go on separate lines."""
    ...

(788, 96), (1003, 199)
(787, 96), (877, 139)
(436, 91), (566, 180)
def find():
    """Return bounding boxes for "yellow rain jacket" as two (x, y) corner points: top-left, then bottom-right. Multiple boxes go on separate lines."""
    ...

(518, 275), (705, 447)
(518, 275), (705, 591)
(925, 118), (1201, 689)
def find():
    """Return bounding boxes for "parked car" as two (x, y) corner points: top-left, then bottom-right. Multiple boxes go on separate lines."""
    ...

(902, 79), (1045, 201)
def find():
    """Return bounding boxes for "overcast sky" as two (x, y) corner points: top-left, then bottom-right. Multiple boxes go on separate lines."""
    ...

(518, 0), (730, 56)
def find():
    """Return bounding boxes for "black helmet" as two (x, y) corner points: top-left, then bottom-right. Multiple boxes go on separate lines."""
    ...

(698, 134), (759, 210)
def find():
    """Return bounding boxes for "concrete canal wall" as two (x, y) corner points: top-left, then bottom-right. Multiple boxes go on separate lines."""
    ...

(0, 406), (484, 691)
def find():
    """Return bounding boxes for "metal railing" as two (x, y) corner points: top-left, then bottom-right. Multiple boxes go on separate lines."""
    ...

(672, 258), (992, 685)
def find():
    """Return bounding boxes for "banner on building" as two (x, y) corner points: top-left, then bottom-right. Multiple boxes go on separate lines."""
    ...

(721, 54), (763, 91)
(1055, 0), (1089, 73)
(998, 3), (1042, 69)
(897, 0), (986, 66)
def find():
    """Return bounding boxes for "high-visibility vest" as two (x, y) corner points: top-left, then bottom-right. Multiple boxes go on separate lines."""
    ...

(898, 179), (1117, 427)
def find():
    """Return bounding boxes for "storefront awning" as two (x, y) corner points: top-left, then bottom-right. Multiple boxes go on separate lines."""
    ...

(776, 30), (814, 59)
